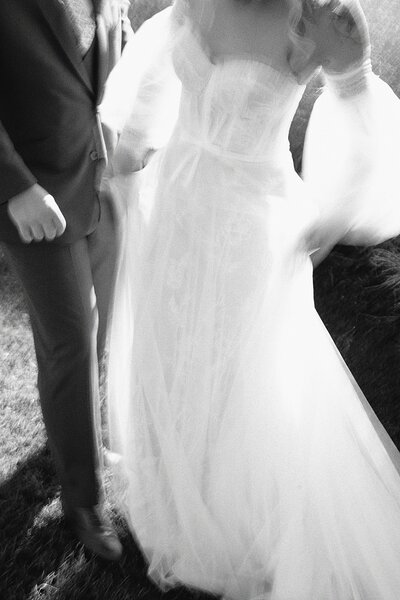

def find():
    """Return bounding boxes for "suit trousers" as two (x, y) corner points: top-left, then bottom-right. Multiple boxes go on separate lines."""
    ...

(3, 192), (120, 507)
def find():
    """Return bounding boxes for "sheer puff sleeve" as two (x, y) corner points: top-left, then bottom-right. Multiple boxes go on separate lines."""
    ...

(301, 0), (400, 259)
(99, 6), (183, 176)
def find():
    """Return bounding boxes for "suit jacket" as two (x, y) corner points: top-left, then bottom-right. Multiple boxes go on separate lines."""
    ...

(0, 0), (132, 244)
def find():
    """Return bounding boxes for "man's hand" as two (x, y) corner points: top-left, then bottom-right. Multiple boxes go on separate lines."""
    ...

(7, 184), (66, 243)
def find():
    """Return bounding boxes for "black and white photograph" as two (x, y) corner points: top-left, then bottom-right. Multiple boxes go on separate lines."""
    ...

(1, 1), (400, 599)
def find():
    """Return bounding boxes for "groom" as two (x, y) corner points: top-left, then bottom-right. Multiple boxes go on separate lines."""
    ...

(0, 0), (133, 560)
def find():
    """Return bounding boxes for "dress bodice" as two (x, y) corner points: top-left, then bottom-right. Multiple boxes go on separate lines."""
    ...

(172, 26), (305, 162)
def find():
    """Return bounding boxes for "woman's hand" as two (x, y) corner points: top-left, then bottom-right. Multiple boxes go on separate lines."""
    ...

(110, 142), (156, 176)
(101, 122), (156, 178)
(300, 0), (370, 73)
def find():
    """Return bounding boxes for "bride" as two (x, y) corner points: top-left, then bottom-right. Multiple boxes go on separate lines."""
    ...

(101, 1), (400, 598)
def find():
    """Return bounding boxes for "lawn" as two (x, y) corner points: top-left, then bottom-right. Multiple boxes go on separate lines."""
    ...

(1, 0), (400, 599)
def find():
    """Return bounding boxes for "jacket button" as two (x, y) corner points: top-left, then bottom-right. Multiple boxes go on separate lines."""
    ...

(90, 150), (98, 161)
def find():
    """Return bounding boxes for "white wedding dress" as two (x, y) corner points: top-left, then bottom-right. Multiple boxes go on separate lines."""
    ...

(102, 1), (400, 598)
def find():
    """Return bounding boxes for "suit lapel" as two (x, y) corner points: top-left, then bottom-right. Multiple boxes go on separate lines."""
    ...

(36, 0), (94, 95)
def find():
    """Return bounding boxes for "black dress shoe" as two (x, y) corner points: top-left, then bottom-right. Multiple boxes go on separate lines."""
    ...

(64, 504), (123, 561)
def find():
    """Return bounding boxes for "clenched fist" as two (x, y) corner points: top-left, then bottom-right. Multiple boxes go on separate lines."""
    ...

(7, 184), (66, 243)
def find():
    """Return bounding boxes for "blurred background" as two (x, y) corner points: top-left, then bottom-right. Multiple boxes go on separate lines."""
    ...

(1, 1), (400, 598)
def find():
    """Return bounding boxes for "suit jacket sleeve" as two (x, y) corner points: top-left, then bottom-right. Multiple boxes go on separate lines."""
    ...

(0, 120), (37, 204)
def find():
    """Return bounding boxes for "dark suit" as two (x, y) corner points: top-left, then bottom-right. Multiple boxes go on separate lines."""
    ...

(0, 0), (132, 507)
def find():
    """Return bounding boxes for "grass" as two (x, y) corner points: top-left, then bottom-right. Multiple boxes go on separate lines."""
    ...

(1, 0), (400, 598)
(0, 250), (215, 600)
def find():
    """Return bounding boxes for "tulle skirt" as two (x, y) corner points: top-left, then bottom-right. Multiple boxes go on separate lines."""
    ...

(107, 139), (400, 600)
